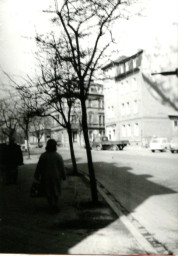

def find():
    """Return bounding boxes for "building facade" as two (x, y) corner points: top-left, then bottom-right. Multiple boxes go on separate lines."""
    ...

(102, 50), (178, 147)
(50, 82), (105, 147)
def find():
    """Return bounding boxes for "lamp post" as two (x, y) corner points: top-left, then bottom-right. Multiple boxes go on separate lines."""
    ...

(151, 68), (178, 77)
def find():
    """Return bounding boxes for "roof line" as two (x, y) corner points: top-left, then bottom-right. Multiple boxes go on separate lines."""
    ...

(102, 49), (143, 70)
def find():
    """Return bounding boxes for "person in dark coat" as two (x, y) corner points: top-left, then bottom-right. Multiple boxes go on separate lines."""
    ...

(3, 138), (23, 185)
(34, 139), (66, 213)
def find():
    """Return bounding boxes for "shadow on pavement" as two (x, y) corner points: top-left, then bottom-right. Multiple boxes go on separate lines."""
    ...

(76, 161), (176, 214)
(0, 162), (117, 254)
(1, 153), (176, 254)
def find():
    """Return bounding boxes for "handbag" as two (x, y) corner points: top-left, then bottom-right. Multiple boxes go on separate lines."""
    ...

(30, 180), (45, 198)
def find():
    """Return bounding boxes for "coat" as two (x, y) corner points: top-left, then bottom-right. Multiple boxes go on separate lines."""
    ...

(34, 151), (66, 198)
(3, 143), (23, 169)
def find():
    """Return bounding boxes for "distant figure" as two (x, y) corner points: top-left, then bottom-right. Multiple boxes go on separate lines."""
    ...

(3, 138), (23, 185)
(34, 139), (66, 213)
(0, 143), (7, 184)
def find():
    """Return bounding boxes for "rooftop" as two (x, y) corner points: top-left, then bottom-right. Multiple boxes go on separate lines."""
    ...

(102, 49), (143, 71)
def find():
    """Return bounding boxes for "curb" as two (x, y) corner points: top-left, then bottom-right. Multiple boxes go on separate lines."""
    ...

(82, 173), (172, 255)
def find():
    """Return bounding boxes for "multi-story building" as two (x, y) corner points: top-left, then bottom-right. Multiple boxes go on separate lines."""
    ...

(50, 82), (105, 147)
(102, 50), (178, 147)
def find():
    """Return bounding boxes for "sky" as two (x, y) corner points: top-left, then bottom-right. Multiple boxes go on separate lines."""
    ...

(0, 0), (178, 93)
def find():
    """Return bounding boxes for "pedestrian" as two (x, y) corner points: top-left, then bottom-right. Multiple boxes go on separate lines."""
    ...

(34, 139), (66, 213)
(3, 137), (23, 185)
(0, 143), (7, 184)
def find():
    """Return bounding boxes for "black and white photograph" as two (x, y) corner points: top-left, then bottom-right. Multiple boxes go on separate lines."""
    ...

(0, 0), (178, 255)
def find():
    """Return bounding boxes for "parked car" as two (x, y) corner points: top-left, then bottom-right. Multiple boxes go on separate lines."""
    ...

(150, 137), (169, 152)
(91, 136), (129, 151)
(170, 137), (178, 153)
(21, 143), (35, 152)
(37, 142), (43, 148)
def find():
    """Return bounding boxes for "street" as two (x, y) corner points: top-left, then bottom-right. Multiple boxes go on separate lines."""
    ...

(59, 146), (178, 254)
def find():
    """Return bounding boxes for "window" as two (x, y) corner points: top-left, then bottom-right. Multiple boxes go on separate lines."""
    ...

(122, 125), (126, 137)
(88, 99), (92, 107)
(126, 102), (130, 115)
(134, 123), (139, 136)
(120, 82), (124, 95)
(89, 131), (93, 140)
(121, 103), (125, 116)
(108, 106), (110, 116)
(99, 99), (104, 109)
(90, 87), (95, 92)
(125, 80), (129, 93)
(110, 106), (114, 118)
(73, 132), (78, 142)
(127, 124), (131, 137)
(101, 100), (104, 108)
(120, 64), (124, 74)
(132, 77), (137, 91)
(125, 62), (129, 72)
(174, 120), (178, 128)
(88, 112), (93, 124)
(99, 115), (104, 125)
(54, 114), (59, 126)
(98, 86), (103, 94)
(133, 58), (137, 69)
(133, 100), (138, 114)
(71, 115), (77, 123)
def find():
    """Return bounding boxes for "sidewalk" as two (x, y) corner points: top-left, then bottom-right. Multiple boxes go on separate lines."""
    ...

(0, 155), (148, 255)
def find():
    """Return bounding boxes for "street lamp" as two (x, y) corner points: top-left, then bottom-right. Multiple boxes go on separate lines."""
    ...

(151, 68), (178, 77)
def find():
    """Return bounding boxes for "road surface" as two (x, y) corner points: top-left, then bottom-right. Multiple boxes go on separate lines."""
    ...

(59, 147), (178, 254)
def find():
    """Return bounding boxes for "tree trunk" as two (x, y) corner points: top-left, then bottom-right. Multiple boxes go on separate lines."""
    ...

(67, 125), (78, 175)
(25, 132), (31, 159)
(80, 99), (98, 203)
(26, 139), (31, 159)
(37, 136), (40, 147)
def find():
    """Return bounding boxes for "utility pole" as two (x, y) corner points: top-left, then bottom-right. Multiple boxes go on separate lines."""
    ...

(151, 68), (178, 77)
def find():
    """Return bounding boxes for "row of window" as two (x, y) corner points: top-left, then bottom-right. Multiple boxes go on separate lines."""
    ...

(119, 77), (138, 94)
(104, 56), (140, 79)
(89, 85), (103, 94)
(52, 112), (105, 127)
(122, 123), (140, 137)
(116, 58), (138, 75)
(87, 99), (104, 109)
(121, 100), (138, 116)
(107, 99), (139, 118)
(104, 77), (138, 93)
(88, 113), (105, 125)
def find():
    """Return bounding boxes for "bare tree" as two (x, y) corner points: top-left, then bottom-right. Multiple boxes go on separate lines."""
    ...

(0, 96), (19, 143)
(16, 96), (37, 159)
(41, 0), (124, 203)
(16, 69), (79, 174)
(30, 116), (51, 147)
(16, 0), (134, 202)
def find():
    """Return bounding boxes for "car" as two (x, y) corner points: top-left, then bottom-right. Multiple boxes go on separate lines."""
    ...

(91, 136), (129, 151)
(170, 137), (178, 153)
(37, 142), (43, 148)
(21, 143), (35, 152)
(150, 137), (169, 152)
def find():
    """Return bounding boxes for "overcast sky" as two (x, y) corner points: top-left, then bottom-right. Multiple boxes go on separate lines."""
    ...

(0, 0), (177, 89)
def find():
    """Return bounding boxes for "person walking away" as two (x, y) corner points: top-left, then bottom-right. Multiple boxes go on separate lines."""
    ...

(3, 138), (23, 185)
(34, 139), (66, 213)
(0, 143), (7, 184)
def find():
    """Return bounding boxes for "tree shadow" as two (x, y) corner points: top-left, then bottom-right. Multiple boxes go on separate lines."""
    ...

(1, 158), (176, 254)
(92, 161), (176, 213)
(1, 162), (117, 254)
